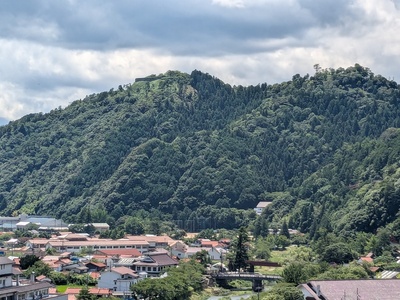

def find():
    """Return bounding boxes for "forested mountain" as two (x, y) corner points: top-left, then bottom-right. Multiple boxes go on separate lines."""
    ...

(1, 65), (400, 237)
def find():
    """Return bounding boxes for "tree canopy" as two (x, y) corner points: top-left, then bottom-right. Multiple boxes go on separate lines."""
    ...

(0, 66), (400, 239)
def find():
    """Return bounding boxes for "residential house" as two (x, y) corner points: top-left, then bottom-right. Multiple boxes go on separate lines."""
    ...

(172, 245), (224, 260)
(171, 246), (199, 259)
(199, 239), (219, 248)
(25, 239), (52, 252)
(0, 256), (67, 300)
(113, 258), (137, 269)
(131, 253), (178, 277)
(62, 263), (88, 274)
(41, 256), (73, 272)
(92, 248), (142, 268)
(85, 261), (106, 272)
(298, 279), (400, 299)
(254, 201), (272, 215)
(98, 267), (140, 293)
(208, 247), (227, 260)
(0, 257), (14, 288)
(169, 240), (187, 257)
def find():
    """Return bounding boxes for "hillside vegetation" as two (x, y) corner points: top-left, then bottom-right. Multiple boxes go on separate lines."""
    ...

(1, 65), (400, 238)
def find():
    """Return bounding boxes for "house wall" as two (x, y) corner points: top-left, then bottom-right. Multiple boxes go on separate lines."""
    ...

(208, 248), (222, 260)
(0, 262), (13, 288)
(254, 208), (263, 215)
(98, 272), (138, 292)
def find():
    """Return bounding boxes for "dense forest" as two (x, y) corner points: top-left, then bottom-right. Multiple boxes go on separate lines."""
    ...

(1, 65), (400, 239)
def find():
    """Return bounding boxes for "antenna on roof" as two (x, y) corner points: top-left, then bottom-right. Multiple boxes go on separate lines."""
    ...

(357, 288), (361, 300)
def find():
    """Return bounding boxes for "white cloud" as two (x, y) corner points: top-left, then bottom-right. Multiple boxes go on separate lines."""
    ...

(212, 0), (245, 8)
(0, 0), (399, 121)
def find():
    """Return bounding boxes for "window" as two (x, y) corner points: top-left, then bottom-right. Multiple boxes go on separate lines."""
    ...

(18, 294), (26, 300)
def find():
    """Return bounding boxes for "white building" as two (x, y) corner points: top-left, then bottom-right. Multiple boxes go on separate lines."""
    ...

(0, 257), (67, 300)
(98, 267), (140, 293)
(254, 201), (272, 215)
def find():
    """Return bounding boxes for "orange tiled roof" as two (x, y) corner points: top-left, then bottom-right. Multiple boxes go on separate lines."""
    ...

(201, 240), (219, 247)
(64, 288), (110, 295)
(89, 272), (101, 279)
(360, 257), (373, 263)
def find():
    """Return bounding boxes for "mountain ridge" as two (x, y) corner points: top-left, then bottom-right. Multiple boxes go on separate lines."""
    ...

(1, 65), (400, 237)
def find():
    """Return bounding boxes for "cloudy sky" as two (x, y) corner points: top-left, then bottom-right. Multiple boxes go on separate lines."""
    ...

(0, 0), (399, 123)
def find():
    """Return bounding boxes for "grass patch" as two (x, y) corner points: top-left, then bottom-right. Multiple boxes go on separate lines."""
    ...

(56, 285), (85, 293)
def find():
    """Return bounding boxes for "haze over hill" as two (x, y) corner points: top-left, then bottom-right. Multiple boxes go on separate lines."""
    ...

(0, 65), (400, 240)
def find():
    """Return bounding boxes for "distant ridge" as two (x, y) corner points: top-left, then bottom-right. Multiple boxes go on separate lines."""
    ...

(0, 65), (400, 238)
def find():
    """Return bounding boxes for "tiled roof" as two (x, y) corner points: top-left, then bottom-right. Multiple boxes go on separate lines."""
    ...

(360, 256), (373, 263)
(42, 256), (62, 261)
(65, 288), (111, 295)
(47, 239), (149, 247)
(89, 272), (101, 279)
(308, 279), (400, 299)
(36, 275), (49, 281)
(86, 261), (106, 268)
(88, 288), (111, 295)
(111, 266), (139, 277)
(125, 235), (175, 245)
(298, 283), (320, 299)
(0, 257), (13, 264)
(62, 234), (89, 241)
(95, 248), (142, 257)
(256, 201), (272, 208)
(136, 253), (178, 266)
(201, 240), (219, 247)
(185, 247), (206, 254)
(12, 267), (22, 275)
(0, 282), (53, 295)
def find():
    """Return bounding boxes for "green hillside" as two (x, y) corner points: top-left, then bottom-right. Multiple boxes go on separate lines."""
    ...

(1, 65), (400, 237)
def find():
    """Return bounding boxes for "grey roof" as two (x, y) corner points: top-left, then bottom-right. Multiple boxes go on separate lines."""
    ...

(308, 279), (400, 300)
(133, 253), (178, 267)
(0, 282), (53, 296)
(0, 257), (13, 264)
